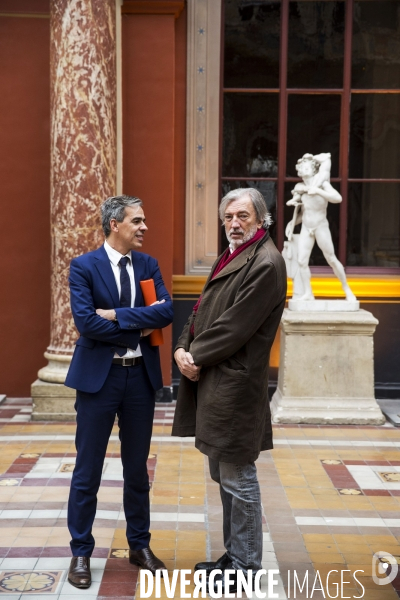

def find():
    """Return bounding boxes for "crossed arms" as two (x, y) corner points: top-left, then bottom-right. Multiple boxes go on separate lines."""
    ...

(69, 258), (173, 348)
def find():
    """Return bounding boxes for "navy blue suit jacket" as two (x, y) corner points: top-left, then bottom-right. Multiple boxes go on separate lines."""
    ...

(65, 245), (173, 394)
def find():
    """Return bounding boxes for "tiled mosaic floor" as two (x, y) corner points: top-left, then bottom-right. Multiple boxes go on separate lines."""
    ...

(0, 396), (400, 598)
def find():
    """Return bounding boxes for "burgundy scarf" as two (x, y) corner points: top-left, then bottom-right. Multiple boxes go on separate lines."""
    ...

(190, 228), (266, 334)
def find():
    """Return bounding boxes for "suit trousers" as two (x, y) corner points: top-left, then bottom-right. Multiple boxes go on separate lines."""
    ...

(68, 363), (155, 556)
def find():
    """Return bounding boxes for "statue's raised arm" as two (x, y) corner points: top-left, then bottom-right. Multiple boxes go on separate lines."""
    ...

(283, 152), (357, 303)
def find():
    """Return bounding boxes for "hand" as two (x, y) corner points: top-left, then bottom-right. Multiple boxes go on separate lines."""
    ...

(96, 308), (116, 321)
(286, 198), (302, 207)
(306, 186), (320, 196)
(141, 328), (154, 337)
(140, 301), (164, 336)
(174, 348), (201, 381)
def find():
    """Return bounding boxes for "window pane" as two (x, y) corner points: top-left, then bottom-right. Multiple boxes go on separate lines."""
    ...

(349, 94), (400, 179)
(223, 93), (279, 178)
(352, 1), (400, 89)
(224, 0), (280, 88)
(288, 1), (345, 89)
(286, 95), (341, 177)
(220, 180), (277, 252)
(347, 183), (400, 267)
(283, 182), (340, 267)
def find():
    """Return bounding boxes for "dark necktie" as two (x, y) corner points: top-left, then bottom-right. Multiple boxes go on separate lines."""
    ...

(119, 256), (132, 308)
(114, 256), (132, 357)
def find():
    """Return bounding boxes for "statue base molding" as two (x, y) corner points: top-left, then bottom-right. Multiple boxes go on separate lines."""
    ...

(31, 380), (76, 421)
(271, 308), (385, 425)
(288, 299), (360, 312)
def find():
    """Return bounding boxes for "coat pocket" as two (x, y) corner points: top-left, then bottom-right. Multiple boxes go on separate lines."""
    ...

(196, 363), (248, 449)
(214, 362), (248, 398)
(217, 362), (247, 382)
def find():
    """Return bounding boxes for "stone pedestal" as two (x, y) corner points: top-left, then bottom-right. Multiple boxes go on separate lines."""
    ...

(31, 0), (117, 419)
(271, 309), (385, 425)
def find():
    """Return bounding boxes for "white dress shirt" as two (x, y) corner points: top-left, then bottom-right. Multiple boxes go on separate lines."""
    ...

(103, 240), (142, 358)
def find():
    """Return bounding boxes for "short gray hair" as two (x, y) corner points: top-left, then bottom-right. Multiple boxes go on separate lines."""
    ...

(101, 195), (142, 237)
(219, 188), (273, 229)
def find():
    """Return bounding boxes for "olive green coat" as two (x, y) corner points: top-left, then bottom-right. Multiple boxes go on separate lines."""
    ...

(172, 233), (287, 464)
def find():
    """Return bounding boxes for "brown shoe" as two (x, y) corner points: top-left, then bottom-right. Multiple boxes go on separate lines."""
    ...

(68, 556), (91, 589)
(129, 547), (166, 574)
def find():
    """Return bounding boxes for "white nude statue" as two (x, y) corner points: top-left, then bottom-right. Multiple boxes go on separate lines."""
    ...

(283, 153), (356, 302)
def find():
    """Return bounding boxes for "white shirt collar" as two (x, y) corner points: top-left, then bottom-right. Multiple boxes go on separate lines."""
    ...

(104, 240), (131, 268)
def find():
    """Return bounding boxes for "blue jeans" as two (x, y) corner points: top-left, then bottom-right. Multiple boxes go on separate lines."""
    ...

(209, 458), (263, 571)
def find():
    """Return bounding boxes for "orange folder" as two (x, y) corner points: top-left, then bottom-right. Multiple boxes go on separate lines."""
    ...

(139, 279), (164, 346)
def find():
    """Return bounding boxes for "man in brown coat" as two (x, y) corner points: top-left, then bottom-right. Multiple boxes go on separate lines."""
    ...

(172, 187), (287, 593)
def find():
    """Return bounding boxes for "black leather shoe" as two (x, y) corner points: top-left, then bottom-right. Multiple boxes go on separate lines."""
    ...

(194, 552), (231, 575)
(207, 570), (256, 595)
(129, 547), (166, 574)
(68, 556), (91, 589)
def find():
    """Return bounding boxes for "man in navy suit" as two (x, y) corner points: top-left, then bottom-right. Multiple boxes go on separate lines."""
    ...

(65, 195), (173, 589)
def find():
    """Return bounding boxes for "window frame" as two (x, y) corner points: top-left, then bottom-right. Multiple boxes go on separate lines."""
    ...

(220, 0), (400, 274)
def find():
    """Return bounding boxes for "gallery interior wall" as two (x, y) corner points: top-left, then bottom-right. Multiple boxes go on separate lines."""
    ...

(0, 9), (51, 396)
(122, 7), (187, 386)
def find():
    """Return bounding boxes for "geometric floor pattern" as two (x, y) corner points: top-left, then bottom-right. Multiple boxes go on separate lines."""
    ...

(1, 396), (400, 598)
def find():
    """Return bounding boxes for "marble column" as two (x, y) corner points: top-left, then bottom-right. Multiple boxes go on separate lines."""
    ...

(32, 0), (117, 419)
